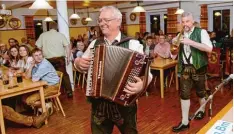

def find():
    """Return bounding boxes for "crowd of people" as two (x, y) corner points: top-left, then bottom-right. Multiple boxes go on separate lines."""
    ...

(0, 4), (232, 133)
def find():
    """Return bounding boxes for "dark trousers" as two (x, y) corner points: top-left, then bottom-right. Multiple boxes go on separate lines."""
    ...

(47, 57), (72, 94)
(91, 99), (138, 134)
(180, 65), (207, 100)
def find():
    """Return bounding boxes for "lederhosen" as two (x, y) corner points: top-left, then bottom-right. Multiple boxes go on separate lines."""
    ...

(89, 34), (138, 134)
(178, 27), (208, 100)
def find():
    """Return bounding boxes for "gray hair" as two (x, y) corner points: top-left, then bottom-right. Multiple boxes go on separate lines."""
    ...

(181, 12), (194, 19)
(99, 6), (122, 23)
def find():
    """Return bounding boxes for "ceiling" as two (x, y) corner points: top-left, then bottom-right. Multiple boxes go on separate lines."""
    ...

(1, 1), (130, 10)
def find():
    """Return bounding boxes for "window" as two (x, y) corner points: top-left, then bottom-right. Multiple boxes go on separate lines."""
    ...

(164, 14), (167, 34)
(213, 9), (230, 37)
(150, 15), (160, 34)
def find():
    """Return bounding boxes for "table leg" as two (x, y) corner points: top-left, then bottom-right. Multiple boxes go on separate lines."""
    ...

(39, 87), (48, 124)
(175, 65), (179, 91)
(160, 69), (164, 98)
(0, 99), (6, 134)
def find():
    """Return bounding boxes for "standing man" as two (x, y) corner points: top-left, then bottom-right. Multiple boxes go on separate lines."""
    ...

(36, 22), (73, 98)
(171, 12), (213, 132)
(74, 6), (152, 134)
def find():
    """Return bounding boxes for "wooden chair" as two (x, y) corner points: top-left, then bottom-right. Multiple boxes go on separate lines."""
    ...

(48, 71), (66, 116)
(37, 71), (66, 117)
(73, 65), (86, 91)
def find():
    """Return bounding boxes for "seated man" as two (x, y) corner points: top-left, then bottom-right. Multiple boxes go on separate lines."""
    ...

(144, 36), (155, 58)
(151, 35), (173, 86)
(2, 105), (48, 128)
(25, 48), (60, 106)
(153, 35), (171, 59)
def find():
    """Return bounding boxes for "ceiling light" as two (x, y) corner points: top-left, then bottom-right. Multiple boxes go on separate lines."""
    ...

(69, 1), (80, 19)
(175, 1), (184, 15)
(44, 10), (53, 22)
(132, 2), (145, 13)
(37, 22), (42, 26)
(85, 17), (92, 22)
(44, 17), (53, 22)
(153, 17), (157, 20)
(214, 12), (221, 16)
(70, 14), (80, 19)
(175, 8), (184, 15)
(85, 7), (92, 21)
(29, 0), (53, 9)
(164, 15), (167, 19)
(0, 16), (2, 20)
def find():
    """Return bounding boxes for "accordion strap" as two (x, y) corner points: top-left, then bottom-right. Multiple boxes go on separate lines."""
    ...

(141, 57), (153, 94)
(114, 37), (134, 46)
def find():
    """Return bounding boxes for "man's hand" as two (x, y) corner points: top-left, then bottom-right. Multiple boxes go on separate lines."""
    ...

(74, 57), (91, 72)
(30, 60), (35, 67)
(123, 76), (143, 96)
(181, 37), (195, 46)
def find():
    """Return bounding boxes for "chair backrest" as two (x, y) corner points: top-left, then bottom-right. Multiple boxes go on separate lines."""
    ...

(56, 71), (63, 94)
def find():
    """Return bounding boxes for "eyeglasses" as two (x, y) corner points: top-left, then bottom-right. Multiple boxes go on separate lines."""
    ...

(97, 18), (116, 24)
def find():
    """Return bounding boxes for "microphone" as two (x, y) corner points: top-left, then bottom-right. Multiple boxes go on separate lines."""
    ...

(215, 74), (233, 90)
(223, 74), (233, 85)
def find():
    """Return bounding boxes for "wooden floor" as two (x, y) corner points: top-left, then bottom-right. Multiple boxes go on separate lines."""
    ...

(5, 78), (233, 134)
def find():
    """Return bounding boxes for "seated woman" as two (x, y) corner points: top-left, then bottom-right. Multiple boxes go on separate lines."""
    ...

(8, 45), (20, 71)
(17, 45), (33, 75)
(0, 43), (9, 66)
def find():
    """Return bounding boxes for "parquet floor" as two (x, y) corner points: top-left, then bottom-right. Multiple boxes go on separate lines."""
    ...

(5, 78), (233, 134)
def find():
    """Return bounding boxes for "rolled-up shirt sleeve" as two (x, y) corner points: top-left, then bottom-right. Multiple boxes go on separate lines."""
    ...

(201, 29), (213, 49)
(31, 67), (49, 82)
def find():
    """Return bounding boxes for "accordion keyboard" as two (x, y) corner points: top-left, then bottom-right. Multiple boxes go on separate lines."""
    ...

(86, 48), (95, 96)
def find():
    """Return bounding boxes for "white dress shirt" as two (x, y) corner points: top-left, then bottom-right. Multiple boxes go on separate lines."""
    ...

(182, 27), (212, 64)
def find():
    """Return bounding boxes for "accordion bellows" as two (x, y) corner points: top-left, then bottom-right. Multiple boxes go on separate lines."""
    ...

(86, 45), (148, 106)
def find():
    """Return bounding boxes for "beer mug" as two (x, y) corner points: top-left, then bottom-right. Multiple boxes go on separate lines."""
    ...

(16, 73), (23, 83)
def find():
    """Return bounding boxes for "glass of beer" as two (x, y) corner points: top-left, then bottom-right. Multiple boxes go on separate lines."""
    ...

(2, 75), (9, 85)
(16, 73), (23, 83)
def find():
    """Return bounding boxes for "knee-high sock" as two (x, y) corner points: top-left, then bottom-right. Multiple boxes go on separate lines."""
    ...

(199, 98), (206, 112)
(181, 99), (190, 125)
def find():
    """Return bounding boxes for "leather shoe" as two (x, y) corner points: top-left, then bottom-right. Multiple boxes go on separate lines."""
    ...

(67, 92), (73, 98)
(32, 111), (49, 128)
(194, 111), (205, 120)
(172, 122), (189, 132)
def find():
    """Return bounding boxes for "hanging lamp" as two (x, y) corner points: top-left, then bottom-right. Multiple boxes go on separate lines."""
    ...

(85, 7), (92, 21)
(132, 1), (145, 13)
(70, 0), (80, 19)
(44, 10), (53, 22)
(175, 1), (184, 15)
(29, 0), (53, 9)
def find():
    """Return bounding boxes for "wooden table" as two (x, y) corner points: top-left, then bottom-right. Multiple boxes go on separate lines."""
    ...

(0, 66), (47, 134)
(150, 58), (178, 98)
(197, 100), (233, 134)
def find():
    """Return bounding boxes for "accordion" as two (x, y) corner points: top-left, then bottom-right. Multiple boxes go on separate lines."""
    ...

(86, 45), (150, 106)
